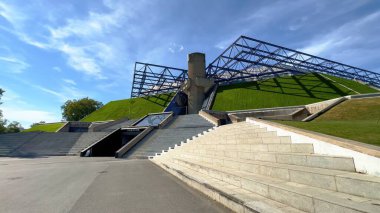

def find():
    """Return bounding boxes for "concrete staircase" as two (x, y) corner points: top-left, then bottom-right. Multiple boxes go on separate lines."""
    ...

(0, 133), (40, 156)
(67, 132), (110, 155)
(151, 121), (380, 213)
(0, 132), (110, 157)
(123, 114), (214, 159)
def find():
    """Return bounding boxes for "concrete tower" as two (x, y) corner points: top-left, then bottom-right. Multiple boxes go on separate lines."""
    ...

(186, 53), (214, 114)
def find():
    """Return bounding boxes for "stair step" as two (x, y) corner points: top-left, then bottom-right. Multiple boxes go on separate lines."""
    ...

(196, 135), (292, 145)
(161, 158), (380, 213)
(151, 121), (380, 212)
(184, 143), (314, 153)
(155, 159), (305, 213)
(171, 154), (379, 200)
(171, 149), (355, 172)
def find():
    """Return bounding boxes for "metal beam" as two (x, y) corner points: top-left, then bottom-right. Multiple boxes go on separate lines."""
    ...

(131, 62), (188, 97)
(207, 36), (380, 87)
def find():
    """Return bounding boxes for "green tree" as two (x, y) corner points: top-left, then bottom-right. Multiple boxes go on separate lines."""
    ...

(61, 97), (103, 121)
(0, 89), (6, 133)
(0, 89), (23, 134)
(31, 121), (46, 128)
(6, 121), (22, 133)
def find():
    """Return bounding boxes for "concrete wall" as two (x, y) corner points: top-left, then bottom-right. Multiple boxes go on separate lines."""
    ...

(305, 97), (344, 114)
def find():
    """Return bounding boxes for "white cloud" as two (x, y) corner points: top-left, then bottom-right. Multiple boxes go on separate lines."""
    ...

(53, 66), (62, 72)
(33, 85), (66, 100)
(0, 2), (26, 28)
(0, 86), (61, 128)
(0, 0), (134, 79)
(299, 11), (380, 62)
(31, 84), (84, 102)
(0, 86), (27, 105)
(0, 55), (29, 73)
(63, 79), (76, 85)
(215, 35), (240, 50)
(168, 42), (184, 53)
(58, 44), (105, 79)
(2, 106), (60, 128)
(299, 39), (334, 56)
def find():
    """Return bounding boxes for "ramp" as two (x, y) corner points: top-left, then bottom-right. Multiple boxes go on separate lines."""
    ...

(123, 114), (214, 159)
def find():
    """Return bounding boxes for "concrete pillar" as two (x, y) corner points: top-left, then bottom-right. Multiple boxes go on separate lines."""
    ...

(187, 53), (206, 114)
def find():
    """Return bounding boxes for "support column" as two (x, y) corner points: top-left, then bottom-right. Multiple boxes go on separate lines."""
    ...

(186, 53), (214, 114)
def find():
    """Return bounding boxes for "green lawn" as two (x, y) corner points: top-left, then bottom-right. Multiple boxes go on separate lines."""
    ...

(325, 74), (378, 94)
(24, 122), (65, 132)
(81, 93), (174, 122)
(276, 98), (380, 146)
(212, 73), (377, 111)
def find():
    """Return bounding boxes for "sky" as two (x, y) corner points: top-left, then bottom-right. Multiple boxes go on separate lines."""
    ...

(0, 0), (380, 128)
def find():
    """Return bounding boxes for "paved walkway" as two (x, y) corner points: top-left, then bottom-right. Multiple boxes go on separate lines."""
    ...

(0, 157), (230, 213)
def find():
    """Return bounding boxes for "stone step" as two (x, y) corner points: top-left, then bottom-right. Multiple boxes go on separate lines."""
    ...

(178, 143), (314, 154)
(161, 158), (380, 213)
(169, 154), (379, 200)
(191, 135), (292, 145)
(209, 128), (271, 135)
(153, 159), (306, 213)
(201, 131), (280, 140)
(169, 148), (355, 172)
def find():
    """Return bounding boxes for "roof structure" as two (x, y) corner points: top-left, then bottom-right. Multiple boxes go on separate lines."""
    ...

(131, 62), (188, 97)
(131, 36), (380, 97)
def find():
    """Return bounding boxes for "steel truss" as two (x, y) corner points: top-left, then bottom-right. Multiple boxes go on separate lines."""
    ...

(207, 36), (380, 87)
(131, 36), (380, 97)
(131, 62), (188, 97)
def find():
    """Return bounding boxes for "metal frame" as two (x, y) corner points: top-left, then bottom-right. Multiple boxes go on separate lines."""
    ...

(131, 62), (188, 97)
(131, 36), (380, 98)
(207, 36), (380, 87)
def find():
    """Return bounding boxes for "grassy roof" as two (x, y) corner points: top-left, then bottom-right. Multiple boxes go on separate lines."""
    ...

(277, 97), (380, 146)
(23, 122), (65, 132)
(212, 73), (378, 111)
(81, 93), (174, 122)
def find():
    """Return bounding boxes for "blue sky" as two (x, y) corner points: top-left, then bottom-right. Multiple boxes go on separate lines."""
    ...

(0, 0), (380, 128)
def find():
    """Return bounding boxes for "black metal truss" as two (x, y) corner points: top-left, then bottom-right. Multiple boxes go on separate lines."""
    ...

(131, 62), (188, 97)
(131, 36), (380, 97)
(207, 36), (380, 87)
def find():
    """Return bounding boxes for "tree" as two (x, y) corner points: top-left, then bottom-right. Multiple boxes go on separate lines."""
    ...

(61, 97), (103, 121)
(31, 121), (46, 128)
(0, 89), (6, 133)
(6, 121), (22, 133)
(0, 89), (23, 133)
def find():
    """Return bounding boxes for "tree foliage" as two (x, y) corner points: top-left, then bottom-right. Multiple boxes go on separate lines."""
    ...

(6, 121), (22, 133)
(0, 89), (6, 133)
(61, 97), (103, 121)
(31, 121), (46, 128)
(0, 89), (23, 133)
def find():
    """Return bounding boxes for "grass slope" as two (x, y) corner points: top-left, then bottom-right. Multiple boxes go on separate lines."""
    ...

(324, 74), (378, 94)
(277, 98), (380, 146)
(24, 123), (65, 132)
(212, 73), (377, 111)
(81, 93), (174, 122)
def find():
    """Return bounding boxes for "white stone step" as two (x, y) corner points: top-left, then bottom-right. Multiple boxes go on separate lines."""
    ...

(153, 159), (306, 213)
(207, 127), (269, 135)
(170, 149), (354, 172)
(170, 154), (380, 200)
(164, 158), (380, 213)
(193, 135), (292, 145)
(182, 143), (314, 154)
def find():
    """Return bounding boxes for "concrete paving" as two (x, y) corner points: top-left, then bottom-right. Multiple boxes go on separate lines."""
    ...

(0, 157), (230, 213)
